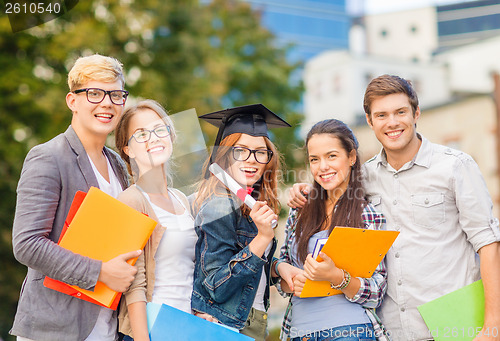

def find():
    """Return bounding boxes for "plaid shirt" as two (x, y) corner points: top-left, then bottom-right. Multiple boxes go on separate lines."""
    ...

(276, 203), (391, 341)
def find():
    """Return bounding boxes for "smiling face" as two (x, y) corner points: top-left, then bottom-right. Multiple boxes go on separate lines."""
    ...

(366, 93), (421, 160)
(226, 134), (268, 188)
(123, 108), (173, 176)
(307, 134), (356, 199)
(66, 80), (125, 139)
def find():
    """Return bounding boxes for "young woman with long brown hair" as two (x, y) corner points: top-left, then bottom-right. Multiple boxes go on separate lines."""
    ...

(274, 119), (389, 341)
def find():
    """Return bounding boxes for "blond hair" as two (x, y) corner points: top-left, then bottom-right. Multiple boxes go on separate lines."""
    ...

(67, 54), (125, 91)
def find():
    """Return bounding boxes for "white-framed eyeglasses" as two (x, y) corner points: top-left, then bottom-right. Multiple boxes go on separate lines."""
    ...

(128, 125), (171, 144)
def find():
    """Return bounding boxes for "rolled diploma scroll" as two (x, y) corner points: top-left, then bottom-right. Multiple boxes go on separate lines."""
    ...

(209, 163), (277, 228)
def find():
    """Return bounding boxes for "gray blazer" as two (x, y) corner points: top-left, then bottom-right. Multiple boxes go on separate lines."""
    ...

(11, 126), (128, 341)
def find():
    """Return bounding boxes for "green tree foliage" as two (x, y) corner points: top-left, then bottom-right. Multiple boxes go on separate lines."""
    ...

(0, 0), (302, 338)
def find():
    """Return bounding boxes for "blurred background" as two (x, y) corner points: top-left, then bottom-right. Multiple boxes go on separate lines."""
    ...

(2, 0), (500, 339)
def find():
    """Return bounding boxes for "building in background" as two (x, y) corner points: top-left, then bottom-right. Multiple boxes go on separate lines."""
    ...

(302, 0), (500, 204)
(362, 6), (438, 63)
(435, 35), (500, 94)
(241, 0), (350, 61)
(437, 0), (500, 50)
(303, 0), (500, 129)
(303, 4), (444, 130)
(302, 50), (450, 128)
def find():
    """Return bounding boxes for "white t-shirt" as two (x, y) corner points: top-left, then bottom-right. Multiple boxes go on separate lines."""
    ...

(85, 153), (122, 341)
(252, 241), (272, 312)
(140, 188), (197, 313)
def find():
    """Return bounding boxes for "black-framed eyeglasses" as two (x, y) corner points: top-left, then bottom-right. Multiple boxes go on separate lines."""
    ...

(73, 88), (129, 105)
(128, 125), (171, 144)
(231, 146), (273, 164)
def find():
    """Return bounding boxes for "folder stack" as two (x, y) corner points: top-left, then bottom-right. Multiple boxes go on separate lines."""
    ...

(44, 187), (157, 309)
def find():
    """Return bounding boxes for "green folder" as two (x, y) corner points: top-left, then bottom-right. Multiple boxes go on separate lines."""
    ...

(417, 280), (485, 341)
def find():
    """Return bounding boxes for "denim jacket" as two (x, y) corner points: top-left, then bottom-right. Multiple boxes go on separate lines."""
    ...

(191, 193), (277, 329)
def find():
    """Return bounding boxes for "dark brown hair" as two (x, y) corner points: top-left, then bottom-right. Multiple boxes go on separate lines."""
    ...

(195, 133), (281, 216)
(363, 74), (419, 123)
(295, 119), (366, 264)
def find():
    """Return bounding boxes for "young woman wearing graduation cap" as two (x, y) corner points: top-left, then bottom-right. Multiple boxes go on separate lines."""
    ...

(192, 104), (290, 340)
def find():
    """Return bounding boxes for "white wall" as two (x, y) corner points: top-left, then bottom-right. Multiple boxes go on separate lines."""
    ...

(364, 6), (438, 63)
(303, 50), (451, 134)
(436, 35), (500, 93)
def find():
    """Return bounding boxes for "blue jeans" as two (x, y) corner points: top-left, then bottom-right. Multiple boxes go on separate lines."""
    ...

(122, 335), (134, 341)
(290, 323), (376, 341)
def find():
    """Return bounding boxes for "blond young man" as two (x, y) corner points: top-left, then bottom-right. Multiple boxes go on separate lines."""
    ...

(11, 54), (140, 341)
(288, 75), (500, 341)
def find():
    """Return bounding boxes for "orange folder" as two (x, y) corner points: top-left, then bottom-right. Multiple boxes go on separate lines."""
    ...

(300, 227), (399, 298)
(44, 187), (157, 309)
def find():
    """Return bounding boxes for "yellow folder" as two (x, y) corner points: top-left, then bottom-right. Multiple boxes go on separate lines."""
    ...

(300, 227), (399, 298)
(44, 187), (157, 309)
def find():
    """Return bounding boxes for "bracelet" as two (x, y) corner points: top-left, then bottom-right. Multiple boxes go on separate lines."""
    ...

(330, 269), (351, 290)
(273, 259), (283, 278)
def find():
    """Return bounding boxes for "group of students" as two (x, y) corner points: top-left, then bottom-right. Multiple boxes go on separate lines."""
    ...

(10, 54), (500, 341)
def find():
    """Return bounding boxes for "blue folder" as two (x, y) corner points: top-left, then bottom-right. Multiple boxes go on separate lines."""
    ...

(148, 303), (254, 341)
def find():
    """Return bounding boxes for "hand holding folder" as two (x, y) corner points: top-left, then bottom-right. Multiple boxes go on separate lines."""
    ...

(300, 227), (399, 298)
(44, 187), (157, 309)
(98, 249), (142, 293)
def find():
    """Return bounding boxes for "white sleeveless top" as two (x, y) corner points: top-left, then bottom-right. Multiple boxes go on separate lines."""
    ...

(138, 187), (197, 314)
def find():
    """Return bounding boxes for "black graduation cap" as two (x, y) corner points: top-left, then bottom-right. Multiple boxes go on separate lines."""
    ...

(199, 103), (291, 148)
(199, 103), (291, 177)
